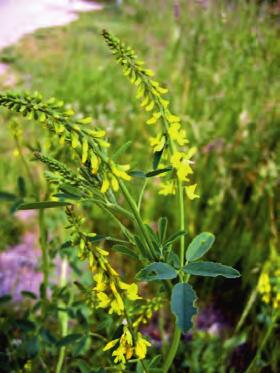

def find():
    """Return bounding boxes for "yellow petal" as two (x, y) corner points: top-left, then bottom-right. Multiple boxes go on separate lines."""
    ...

(185, 184), (199, 200)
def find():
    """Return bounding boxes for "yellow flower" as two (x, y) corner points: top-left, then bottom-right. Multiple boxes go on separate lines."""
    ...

(111, 175), (119, 191)
(258, 272), (271, 294)
(171, 148), (196, 182)
(121, 326), (133, 346)
(103, 339), (119, 351)
(146, 112), (161, 125)
(168, 122), (188, 146)
(81, 138), (89, 163)
(112, 164), (132, 181)
(185, 184), (199, 200)
(273, 293), (280, 309)
(159, 181), (176, 196)
(135, 333), (151, 360)
(101, 177), (110, 193)
(93, 273), (107, 292)
(96, 292), (110, 308)
(262, 293), (270, 304)
(149, 134), (165, 153)
(112, 344), (127, 364)
(119, 282), (142, 301)
(90, 152), (100, 174)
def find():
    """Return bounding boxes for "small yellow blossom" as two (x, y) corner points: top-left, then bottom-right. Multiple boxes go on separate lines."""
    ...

(93, 273), (107, 292)
(185, 184), (199, 200)
(135, 333), (151, 359)
(112, 164), (132, 181)
(168, 122), (188, 146)
(119, 281), (142, 301)
(90, 152), (100, 174)
(159, 181), (176, 196)
(97, 292), (110, 308)
(149, 134), (165, 153)
(101, 177), (110, 193)
(103, 339), (119, 351)
(258, 272), (271, 294)
(273, 293), (280, 309)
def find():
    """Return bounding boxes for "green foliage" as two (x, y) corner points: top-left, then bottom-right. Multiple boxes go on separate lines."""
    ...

(18, 201), (71, 210)
(171, 283), (197, 333)
(186, 232), (215, 262)
(136, 262), (177, 282)
(183, 262), (241, 278)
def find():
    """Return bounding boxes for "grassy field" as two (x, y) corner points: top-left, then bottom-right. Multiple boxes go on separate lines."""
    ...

(0, 1), (279, 372)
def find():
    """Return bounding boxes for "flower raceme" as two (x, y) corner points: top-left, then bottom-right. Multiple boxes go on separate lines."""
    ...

(0, 92), (132, 196)
(258, 261), (280, 309)
(102, 30), (199, 200)
(66, 208), (152, 365)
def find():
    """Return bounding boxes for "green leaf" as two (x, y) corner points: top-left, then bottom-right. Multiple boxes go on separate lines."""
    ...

(112, 141), (132, 161)
(0, 191), (16, 201)
(0, 294), (12, 304)
(152, 149), (164, 170)
(18, 201), (71, 210)
(56, 333), (83, 347)
(146, 167), (172, 178)
(112, 245), (139, 260)
(87, 234), (107, 243)
(39, 328), (57, 345)
(171, 283), (197, 333)
(167, 252), (180, 269)
(21, 291), (37, 300)
(59, 184), (83, 199)
(15, 319), (36, 332)
(136, 262), (177, 282)
(182, 261), (241, 278)
(158, 217), (168, 243)
(186, 232), (215, 262)
(17, 176), (26, 198)
(165, 230), (187, 246)
(128, 170), (146, 178)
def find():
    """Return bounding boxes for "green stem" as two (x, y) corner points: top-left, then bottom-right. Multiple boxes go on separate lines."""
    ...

(245, 311), (279, 373)
(56, 258), (70, 373)
(162, 180), (185, 372)
(119, 180), (156, 261)
(178, 181), (185, 267)
(39, 209), (49, 315)
(163, 328), (181, 373)
(137, 179), (148, 212)
(235, 286), (258, 333)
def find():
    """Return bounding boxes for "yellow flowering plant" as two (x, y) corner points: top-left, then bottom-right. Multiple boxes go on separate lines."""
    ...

(0, 31), (241, 372)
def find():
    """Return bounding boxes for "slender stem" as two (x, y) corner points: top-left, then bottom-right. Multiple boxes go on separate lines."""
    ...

(39, 209), (48, 314)
(162, 181), (185, 372)
(56, 258), (69, 373)
(178, 181), (185, 267)
(163, 328), (181, 373)
(14, 134), (37, 196)
(119, 180), (156, 261)
(235, 286), (258, 333)
(137, 179), (148, 212)
(245, 311), (279, 373)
